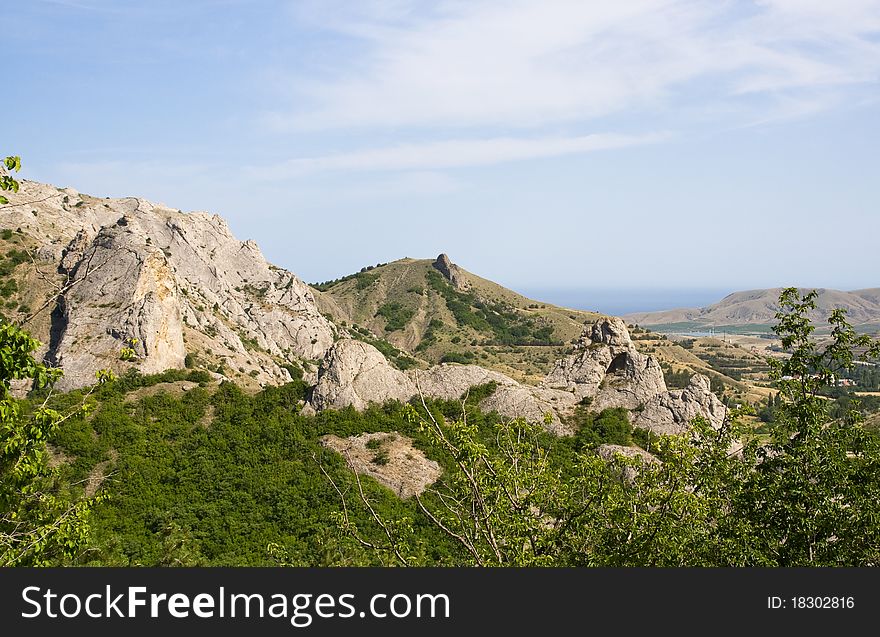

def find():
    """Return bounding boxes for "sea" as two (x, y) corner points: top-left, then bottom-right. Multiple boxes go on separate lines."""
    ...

(516, 287), (732, 317)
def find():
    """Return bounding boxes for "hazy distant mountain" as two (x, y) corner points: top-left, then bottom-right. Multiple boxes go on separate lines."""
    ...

(624, 287), (880, 328)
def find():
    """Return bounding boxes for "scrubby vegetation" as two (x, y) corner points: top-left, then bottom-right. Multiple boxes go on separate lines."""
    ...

(375, 301), (415, 333)
(4, 253), (880, 568)
(311, 263), (387, 291)
(425, 270), (560, 346)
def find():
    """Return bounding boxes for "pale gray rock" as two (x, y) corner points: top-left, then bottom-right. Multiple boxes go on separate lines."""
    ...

(2, 180), (335, 389)
(543, 317), (666, 408)
(407, 365), (577, 433)
(310, 339), (415, 411)
(310, 349), (578, 433)
(52, 218), (186, 390)
(591, 351), (667, 411)
(542, 342), (612, 400)
(633, 374), (728, 435)
(408, 364), (517, 400)
(480, 384), (578, 435)
(589, 316), (633, 347)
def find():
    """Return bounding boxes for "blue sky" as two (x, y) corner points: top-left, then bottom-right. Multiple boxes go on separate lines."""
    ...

(8, 0), (880, 295)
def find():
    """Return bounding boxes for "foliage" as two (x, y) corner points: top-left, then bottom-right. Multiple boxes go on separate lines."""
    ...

(415, 318), (444, 352)
(0, 155), (21, 205)
(375, 301), (415, 333)
(311, 263), (388, 291)
(0, 321), (101, 566)
(43, 380), (464, 566)
(425, 270), (560, 346)
(338, 288), (880, 566)
(439, 351), (475, 364)
(16, 286), (880, 567)
(661, 364), (692, 389)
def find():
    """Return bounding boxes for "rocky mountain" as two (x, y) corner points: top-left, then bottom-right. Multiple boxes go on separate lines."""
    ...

(1, 180), (335, 390)
(1, 179), (727, 443)
(625, 287), (880, 329)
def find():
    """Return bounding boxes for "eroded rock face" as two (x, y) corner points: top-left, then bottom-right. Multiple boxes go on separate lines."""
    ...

(590, 351), (667, 412)
(311, 339), (416, 411)
(309, 319), (721, 438)
(543, 317), (666, 410)
(633, 374), (728, 435)
(3, 180), (335, 389)
(408, 364), (514, 400)
(53, 219), (186, 390)
(590, 316), (632, 347)
(310, 343), (576, 432)
(481, 384), (578, 435)
(432, 253), (469, 291)
(320, 432), (441, 498)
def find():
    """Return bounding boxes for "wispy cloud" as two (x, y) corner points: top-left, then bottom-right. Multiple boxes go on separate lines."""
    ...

(245, 132), (668, 180)
(269, 0), (880, 131)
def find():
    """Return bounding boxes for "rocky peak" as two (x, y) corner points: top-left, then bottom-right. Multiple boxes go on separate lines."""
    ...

(588, 316), (632, 348)
(432, 253), (469, 290)
(2, 179), (335, 390)
(633, 373), (728, 435)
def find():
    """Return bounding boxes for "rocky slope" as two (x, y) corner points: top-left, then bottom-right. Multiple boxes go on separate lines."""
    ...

(1, 180), (335, 389)
(625, 287), (880, 329)
(1, 180), (728, 442)
(309, 316), (727, 437)
(320, 432), (441, 498)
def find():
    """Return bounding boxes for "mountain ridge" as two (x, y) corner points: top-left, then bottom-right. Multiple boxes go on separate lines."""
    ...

(624, 287), (880, 329)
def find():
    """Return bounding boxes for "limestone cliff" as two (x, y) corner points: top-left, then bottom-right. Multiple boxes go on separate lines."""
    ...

(2, 180), (334, 389)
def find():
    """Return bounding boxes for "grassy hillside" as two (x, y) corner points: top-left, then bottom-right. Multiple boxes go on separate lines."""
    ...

(312, 257), (602, 382)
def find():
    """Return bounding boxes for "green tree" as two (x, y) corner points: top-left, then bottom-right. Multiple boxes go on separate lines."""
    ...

(1, 155), (103, 565)
(0, 322), (101, 566)
(0, 155), (21, 205)
(725, 289), (880, 565)
(332, 288), (880, 566)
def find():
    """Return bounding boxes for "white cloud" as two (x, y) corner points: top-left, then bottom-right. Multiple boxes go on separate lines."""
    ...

(245, 132), (668, 179)
(270, 0), (880, 131)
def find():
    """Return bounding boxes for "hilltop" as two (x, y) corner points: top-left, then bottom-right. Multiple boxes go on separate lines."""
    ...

(311, 254), (600, 383)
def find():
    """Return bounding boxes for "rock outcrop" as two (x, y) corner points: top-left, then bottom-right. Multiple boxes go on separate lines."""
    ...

(320, 432), (441, 498)
(309, 318), (727, 438)
(4, 182), (728, 439)
(2, 180), (335, 389)
(543, 316), (666, 410)
(633, 374), (727, 435)
(310, 340), (415, 411)
(432, 253), (469, 290)
(310, 340), (578, 433)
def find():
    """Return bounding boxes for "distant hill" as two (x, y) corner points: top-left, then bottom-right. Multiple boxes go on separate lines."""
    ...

(311, 254), (600, 383)
(624, 287), (880, 330)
